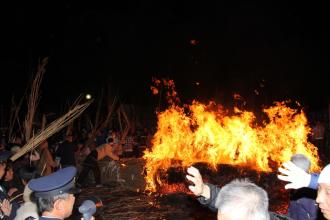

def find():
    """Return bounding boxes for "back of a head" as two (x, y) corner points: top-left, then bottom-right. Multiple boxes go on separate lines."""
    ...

(215, 179), (270, 220)
(19, 165), (38, 183)
(290, 153), (311, 172)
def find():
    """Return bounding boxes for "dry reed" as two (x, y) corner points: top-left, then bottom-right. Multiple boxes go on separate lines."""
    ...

(24, 57), (48, 142)
(10, 100), (92, 161)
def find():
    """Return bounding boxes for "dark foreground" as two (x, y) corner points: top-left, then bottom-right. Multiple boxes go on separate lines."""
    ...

(68, 158), (289, 220)
(70, 183), (216, 220)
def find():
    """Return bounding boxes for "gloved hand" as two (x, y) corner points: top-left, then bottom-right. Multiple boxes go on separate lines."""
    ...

(277, 161), (311, 189)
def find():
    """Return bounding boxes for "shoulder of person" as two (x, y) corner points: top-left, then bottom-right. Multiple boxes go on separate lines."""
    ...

(270, 212), (292, 220)
(14, 202), (38, 220)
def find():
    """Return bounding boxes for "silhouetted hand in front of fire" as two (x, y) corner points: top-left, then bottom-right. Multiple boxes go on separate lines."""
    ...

(186, 166), (210, 199)
(277, 161), (311, 189)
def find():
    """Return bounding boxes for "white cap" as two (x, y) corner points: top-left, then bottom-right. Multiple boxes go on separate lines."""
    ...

(318, 164), (330, 184)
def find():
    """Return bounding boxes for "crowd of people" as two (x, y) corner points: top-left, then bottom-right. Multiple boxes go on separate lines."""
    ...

(1, 117), (330, 219)
(0, 127), (151, 219)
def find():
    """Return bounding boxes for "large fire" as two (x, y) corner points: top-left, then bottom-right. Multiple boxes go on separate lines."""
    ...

(143, 100), (320, 192)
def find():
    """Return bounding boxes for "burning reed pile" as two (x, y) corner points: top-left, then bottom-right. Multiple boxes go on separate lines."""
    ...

(143, 100), (321, 192)
(67, 81), (321, 219)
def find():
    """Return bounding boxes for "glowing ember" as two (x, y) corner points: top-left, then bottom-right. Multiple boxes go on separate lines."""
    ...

(150, 86), (159, 95)
(143, 100), (321, 192)
(158, 183), (190, 195)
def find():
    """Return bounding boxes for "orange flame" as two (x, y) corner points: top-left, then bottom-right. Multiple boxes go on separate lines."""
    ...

(143, 100), (320, 192)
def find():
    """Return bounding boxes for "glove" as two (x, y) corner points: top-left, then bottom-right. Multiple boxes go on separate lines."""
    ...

(277, 161), (311, 189)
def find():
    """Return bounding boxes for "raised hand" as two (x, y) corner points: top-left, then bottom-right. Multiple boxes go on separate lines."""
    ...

(0, 199), (12, 217)
(186, 166), (210, 199)
(277, 161), (311, 189)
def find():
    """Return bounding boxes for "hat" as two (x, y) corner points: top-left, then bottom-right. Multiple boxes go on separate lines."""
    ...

(318, 164), (330, 184)
(290, 153), (311, 172)
(0, 151), (11, 163)
(28, 166), (81, 198)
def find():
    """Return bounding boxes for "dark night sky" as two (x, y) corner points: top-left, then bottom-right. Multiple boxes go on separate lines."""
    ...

(1, 2), (330, 113)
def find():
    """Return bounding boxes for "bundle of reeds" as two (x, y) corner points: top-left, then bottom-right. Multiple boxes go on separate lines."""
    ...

(23, 57), (48, 142)
(10, 100), (92, 161)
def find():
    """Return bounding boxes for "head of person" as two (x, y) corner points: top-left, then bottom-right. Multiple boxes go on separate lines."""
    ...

(18, 165), (38, 185)
(4, 160), (14, 181)
(290, 153), (311, 172)
(215, 179), (270, 220)
(0, 150), (11, 179)
(316, 164), (330, 219)
(65, 134), (74, 142)
(106, 137), (114, 144)
(10, 145), (20, 154)
(28, 166), (81, 218)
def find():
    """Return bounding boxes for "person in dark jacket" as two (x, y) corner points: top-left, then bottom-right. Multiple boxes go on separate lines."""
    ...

(0, 151), (19, 220)
(55, 134), (76, 168)
(287, 154), (319, 220)
(186, 166), (292, 220)
(278, 162), (330, 220)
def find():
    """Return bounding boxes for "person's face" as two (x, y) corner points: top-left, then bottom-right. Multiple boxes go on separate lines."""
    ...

(0, 163), (6, 178)
(317, 183), (330, 219)
(5, 168), (13, 181)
